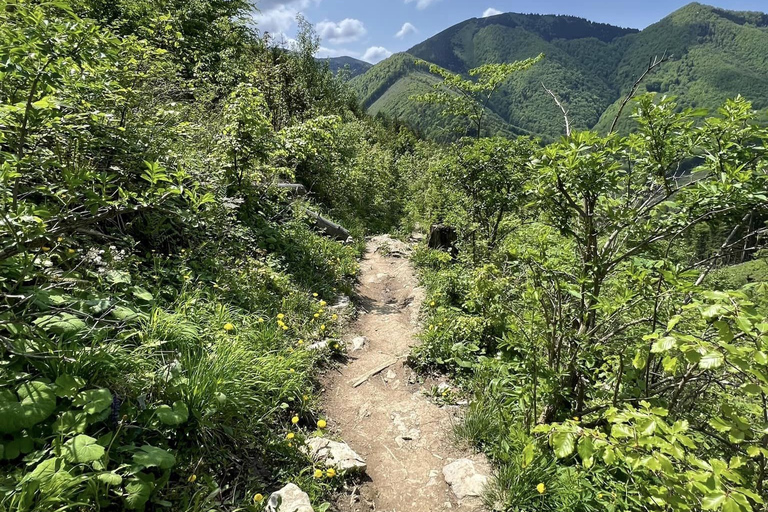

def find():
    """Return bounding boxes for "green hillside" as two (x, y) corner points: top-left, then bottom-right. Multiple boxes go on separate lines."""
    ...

(351, 2), (768, 139)
(322, 56), (372, 78)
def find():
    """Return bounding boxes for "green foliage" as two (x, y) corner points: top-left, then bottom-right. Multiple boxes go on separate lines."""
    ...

(354, 4), (768, 140)
(0, 1), (418, 510)
(409, 94), (768, 511)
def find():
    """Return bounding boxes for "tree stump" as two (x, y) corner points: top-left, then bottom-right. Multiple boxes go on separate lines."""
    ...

(428, 224), (457, 256)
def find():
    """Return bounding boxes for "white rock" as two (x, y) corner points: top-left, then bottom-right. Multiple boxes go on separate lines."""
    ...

(350, 336), (367, 351)
(307, 341), (328, 352)
(305, 438), (367, 473)
(442, 459), (488, 500)
(385, 369), (397, 381)
(328, 296), (351, 311)
(437, 382), (451, 394)
(266, 483), (314, 512)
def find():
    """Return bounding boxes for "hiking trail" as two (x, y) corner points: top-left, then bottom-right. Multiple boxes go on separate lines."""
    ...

(322, 235), (489, 512)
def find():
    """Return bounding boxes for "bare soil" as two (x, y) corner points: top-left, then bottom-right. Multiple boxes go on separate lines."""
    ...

(323, 236), (487, 512)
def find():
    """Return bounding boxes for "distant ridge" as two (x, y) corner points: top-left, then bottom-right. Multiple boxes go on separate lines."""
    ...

(351, 3), (768, 140)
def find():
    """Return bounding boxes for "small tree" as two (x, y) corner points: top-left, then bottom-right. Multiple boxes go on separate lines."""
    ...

(412, 55), (543, 139)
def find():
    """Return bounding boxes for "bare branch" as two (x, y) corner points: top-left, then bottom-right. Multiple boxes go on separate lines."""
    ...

(609, 53), (669, 134)
(542, 84), (571, 137)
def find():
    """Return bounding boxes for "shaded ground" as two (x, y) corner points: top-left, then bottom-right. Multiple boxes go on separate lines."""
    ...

(323, 236), (487, 512)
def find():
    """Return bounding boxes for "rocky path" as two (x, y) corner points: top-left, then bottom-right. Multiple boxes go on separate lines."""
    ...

(322, 236), (489, 512)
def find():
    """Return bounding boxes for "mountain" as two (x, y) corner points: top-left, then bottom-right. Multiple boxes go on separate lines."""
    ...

(321, 56), (372, 79)
(351, 3), (768, 140)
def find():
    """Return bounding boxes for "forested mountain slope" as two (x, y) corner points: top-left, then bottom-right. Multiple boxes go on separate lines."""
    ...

(352, 2), (768, 140)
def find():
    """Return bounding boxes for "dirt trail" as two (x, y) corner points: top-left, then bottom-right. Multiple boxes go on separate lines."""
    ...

(323, 236), (487, 512)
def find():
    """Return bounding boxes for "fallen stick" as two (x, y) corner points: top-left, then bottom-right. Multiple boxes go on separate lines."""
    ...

(350, 357), (399, 388)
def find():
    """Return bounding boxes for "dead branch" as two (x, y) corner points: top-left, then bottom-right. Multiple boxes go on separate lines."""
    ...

(609, 53), (669, 134)
(542, 84), (571, 137)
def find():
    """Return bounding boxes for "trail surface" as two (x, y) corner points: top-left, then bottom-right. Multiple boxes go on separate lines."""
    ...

(323, 236), (487, 512)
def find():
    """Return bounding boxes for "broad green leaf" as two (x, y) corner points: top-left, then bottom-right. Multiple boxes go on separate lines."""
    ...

(702, 491), (726, 510)
(133, 445), (176, 469)
(52, 411), (88, 434)
(522, 443), (535, 468)
(73, 388), (112, 415)
(700, 352), (724, 370)
(125, 478), (153, 511)
(54, 375), (86, 398)
(633, 349), (648, 370)
(551, 431), (576, 458)
(131, 287), (154, 302)
(577, 436), (595, 468)
(156, 401), (189, 426)
(97, 472), (123, 486)
(0, 381), (57, 434)
(62, 435), (105, 463)
(33, 313), (86, 337)
(651, 336), (676, 353)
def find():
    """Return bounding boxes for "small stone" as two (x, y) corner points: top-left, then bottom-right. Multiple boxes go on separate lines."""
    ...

(307, 341), (328, 352)
(351, 336), (367, 351)
(442, 459), (489, 500)
(437, 382), (451, 394)
(305, 438), (367, 473)
(266, 483), (314, 512)
(328, 296), (351, 311)
(358, 402), (372, 419)
(385, 369), (397, 381)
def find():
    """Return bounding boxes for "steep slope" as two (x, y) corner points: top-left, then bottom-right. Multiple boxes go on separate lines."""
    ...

(597, 2), (768, 131)
(322, 56), (372, 78)
(353, 3), (768, 140)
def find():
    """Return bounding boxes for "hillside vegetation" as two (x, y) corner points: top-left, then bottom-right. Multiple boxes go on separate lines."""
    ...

(352, 2), (768, 140)
(0, 1), (432, 510)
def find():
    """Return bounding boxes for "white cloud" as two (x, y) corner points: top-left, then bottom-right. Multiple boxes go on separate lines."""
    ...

(395, 22), (418, 39)
(253, 0), (318, 36)
(316, 46), (361, 58)
(404, 0), (441, 10)
(316, 18), (367, 44)
(362, 46), (393, 64)
(482, 7), (503, 17)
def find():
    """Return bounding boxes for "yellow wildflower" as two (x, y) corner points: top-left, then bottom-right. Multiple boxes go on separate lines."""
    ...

(326, 468), (336, 478)
(298, 339), (304, 345)
(332, 314), (338, 321)
(258, 317), (264, 323)
(573, 417), (580, 422)
(320, 301), (327, 307)
(291, 415), (299, 425)
(313, 293), (318, 297)
(320, 324), (326, 331)
(317, 419), (327, 429)
(289, 368), (295, 373)
(253, 493), (264, 503)
(303, 395), (309, 401)
(286, 433), (295, 440)
(282, 325), (288, 331)
(223, 323), (235, 332)
(430, 301), (436, 307)
(334, 344), (339, 349)
(67, 248), (76, 255)
(314, 313), (320, 318)
(188, 474), (197, 483)
(277, 313), (285, 320)
(314, 469), (323, 479)
(42, 247), (51, 252)
(537, 483), (546, 494)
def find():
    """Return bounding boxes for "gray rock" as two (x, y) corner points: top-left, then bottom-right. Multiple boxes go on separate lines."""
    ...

(305, 438), (367, 473)
(307, 341), (328, 352)
(328, 296), (351, 311)
(442, 459), (488, 500)
(351, 336), (367, 351)
(266, 483), (314, 512)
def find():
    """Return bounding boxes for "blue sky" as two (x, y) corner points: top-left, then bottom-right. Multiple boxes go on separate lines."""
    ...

(252, 0), (768, 63)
